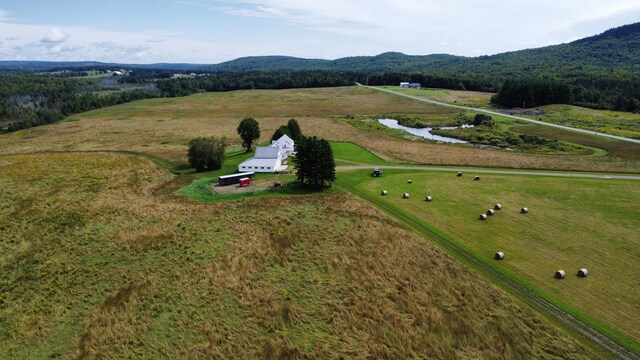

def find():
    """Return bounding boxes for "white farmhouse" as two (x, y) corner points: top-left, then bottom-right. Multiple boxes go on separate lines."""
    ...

(271, 134), (295, 158)
(238, 135), (295, 173)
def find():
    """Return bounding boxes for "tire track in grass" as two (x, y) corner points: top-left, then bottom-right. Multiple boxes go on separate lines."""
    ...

(338, 179), (639, 360)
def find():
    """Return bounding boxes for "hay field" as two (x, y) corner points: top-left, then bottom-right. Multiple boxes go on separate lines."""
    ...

(376, 86), (494, 108)
(0, 87), (638, 173)
(342, 169), (640, 351)
(0, 153), (593, 359)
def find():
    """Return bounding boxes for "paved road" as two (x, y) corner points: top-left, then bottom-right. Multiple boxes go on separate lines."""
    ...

(337, 165), (640, 180)
(358, 84), (640, 144)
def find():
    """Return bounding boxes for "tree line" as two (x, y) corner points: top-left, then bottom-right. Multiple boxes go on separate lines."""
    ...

(156, 70), (357, 97)
(491, 76), (639, 111)
(2, 67), (638, 135)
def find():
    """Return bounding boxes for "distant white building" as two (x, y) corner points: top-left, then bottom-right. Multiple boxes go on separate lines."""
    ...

(399, 82), (421, 89)
(238, 135), (295, 173)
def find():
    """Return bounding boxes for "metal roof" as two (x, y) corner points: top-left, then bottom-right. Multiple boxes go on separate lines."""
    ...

(255, 146), (281, 159)
(239, 158), (280, 168)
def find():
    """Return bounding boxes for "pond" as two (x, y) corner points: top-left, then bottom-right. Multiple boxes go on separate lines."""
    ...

(378, 118), (472, 144)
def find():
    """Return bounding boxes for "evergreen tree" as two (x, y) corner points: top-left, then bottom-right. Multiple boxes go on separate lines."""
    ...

(294, 136), (336, 189)
(271, 125), (292, 141)
(287, 118), (302, 140)
(187, 137), (226, 172)
(237, 117), (260, 152)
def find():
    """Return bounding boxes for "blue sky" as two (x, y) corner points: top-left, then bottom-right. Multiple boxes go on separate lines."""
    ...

(1, 0), (639, 64)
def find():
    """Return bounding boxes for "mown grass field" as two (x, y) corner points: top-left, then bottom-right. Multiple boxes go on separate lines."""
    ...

(378, 86), (494, 108)
(0, 153), (595, 359)
(339, 168), (640, 353)
(1, 86), (638, 173)
(529, 104), (640, 140)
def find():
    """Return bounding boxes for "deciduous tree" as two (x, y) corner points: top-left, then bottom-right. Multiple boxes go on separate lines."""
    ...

(237, 117), (260, 152)
(187, 137), (226, 172)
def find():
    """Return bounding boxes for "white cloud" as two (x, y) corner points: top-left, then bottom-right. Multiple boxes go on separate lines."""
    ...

(212, 0), (640, 55)
(41, 28), (69, 43)
(0, 21), (272, 63)
(1, 1), (639, 62)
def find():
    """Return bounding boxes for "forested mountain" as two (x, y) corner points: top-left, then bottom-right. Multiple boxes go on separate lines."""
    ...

(205, 22), (640, 77)
(0, 61), (207, 72)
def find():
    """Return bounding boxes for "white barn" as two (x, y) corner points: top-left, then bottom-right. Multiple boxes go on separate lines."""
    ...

(238, 135), (295, 173)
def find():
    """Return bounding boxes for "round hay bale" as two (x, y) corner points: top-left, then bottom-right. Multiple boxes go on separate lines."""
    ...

(407, 179), (412, 184)
(521, 207), (529, 214)
(487, 209), (495, 215)
(555, 270), (566, 279)
(578, 268), (589, 278)
(479, 214), (488, 220)
(381, 190), (388, 196)
(495, 204), (502, 210)
(494, 251), (505, 260)
(457, 171), (463, 177)
(474, 175), (480, 181)
(425, 196), (432, 202)
(402, 193), (410, 199)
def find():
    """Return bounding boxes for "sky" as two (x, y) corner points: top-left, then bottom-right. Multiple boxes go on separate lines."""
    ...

(0, 0), (639, 64)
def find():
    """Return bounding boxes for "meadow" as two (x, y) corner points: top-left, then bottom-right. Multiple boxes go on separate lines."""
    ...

(377, 86), (494, 108)
(338, 168), (640, 353)
(0, 153), (594, 359)
(0, 87), (638, 173)
(2, 85), (639, 358)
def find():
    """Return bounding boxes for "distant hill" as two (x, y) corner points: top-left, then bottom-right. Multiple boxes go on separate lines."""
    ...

(0, 61), (206, 72)
(203, 22), (640, 78)
(1, 22), (638, 78)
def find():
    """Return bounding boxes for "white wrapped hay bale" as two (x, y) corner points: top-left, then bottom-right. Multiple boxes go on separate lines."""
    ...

(521, 207), (529, 214)
(495, 204), (502, 210)
(555, 270), (566, 279)
(479, 214), (488, 220)
(578, 268), (589, 278)
(487, 209), (495, 215)
(381, 190), (388, 196)
(495, 252), (505, 260)
(425, 196), (432, 202)
(403, 193), (410, 199)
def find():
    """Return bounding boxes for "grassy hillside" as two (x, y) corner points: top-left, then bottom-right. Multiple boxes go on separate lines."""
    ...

(339, 169), (640, 352)
(1, 87), (638, 173)
(0, 153), (594, 359)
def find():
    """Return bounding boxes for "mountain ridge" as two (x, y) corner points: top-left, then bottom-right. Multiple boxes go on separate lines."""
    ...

(0, 22), (638, 77)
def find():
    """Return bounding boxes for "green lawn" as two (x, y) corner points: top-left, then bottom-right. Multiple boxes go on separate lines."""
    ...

(337, 168), (640, 354)
(330, 141), (386, 165)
